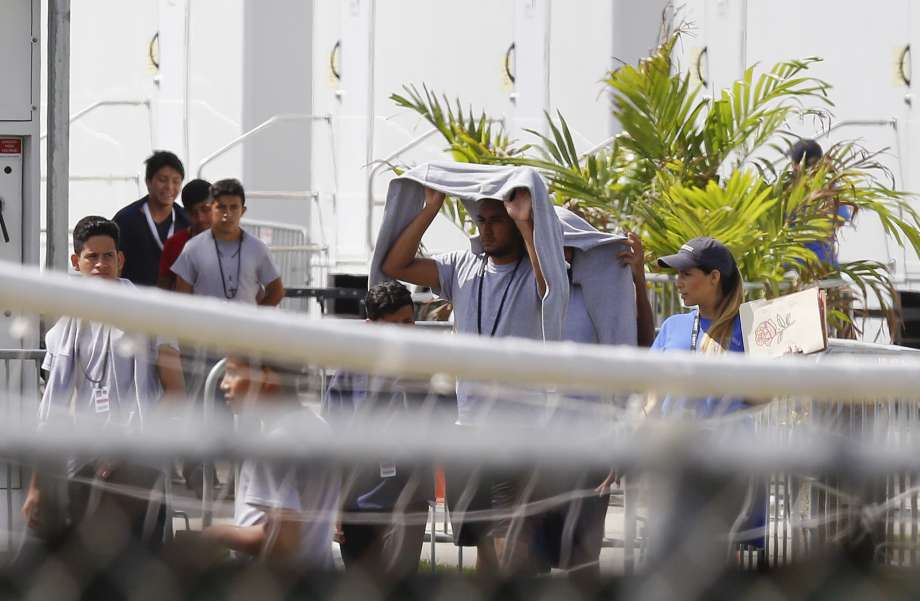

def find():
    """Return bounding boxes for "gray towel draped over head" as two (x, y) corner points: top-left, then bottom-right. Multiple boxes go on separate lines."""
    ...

(369, 161), (568, 341)
(556, 206), (638, 346)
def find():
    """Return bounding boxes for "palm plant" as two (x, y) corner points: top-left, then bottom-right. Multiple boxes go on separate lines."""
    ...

(389, 30), (920, 337)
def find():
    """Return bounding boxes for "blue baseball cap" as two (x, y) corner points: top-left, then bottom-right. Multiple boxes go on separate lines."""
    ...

(657, 237), (737, 274)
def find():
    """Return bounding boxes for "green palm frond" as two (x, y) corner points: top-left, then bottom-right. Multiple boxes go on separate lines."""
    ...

(388, 26), (919, 335)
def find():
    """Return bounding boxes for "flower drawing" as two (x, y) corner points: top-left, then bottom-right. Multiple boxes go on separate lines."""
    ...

(753, 313), (795, 347)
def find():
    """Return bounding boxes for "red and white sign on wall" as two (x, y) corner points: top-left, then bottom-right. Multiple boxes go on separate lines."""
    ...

(0, 139), (22, 155)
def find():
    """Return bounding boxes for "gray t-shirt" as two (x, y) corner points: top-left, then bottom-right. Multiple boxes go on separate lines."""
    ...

(433, 250), (546, 425)
(235, 410), (341, 569)
(171, 229), (280, 304)
(563, 283), (597, 344)
(40, 288), (174, 475)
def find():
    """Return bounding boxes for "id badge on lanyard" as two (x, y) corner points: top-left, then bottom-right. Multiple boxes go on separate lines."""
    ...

(93, 384), (111, 414)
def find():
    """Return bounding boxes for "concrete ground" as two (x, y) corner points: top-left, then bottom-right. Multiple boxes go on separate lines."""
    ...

(170, 472), (634, 576)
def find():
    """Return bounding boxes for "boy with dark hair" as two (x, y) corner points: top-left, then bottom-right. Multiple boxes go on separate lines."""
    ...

(323, 281), (434, 583)
(363, 279), (415, 323)
(382, 186), (562, 576)
(157, 178), (213, 290)
(113, 151), (190, 286)
(201, 356), (340, 568)
(786, 138), (853, 266)
(21, 215), (185, 555)
(172, 178), (284, 306)
(787, 138), (824, 170)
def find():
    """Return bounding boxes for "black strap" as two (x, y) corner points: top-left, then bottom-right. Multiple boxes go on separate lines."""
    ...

(214, 231), (244, 299)
(76, 323), (111, 387)
(690, 312), (701, 352)
(477, 255), (524, 337)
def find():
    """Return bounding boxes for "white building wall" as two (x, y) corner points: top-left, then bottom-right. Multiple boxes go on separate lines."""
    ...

(673, 0), (919, 287)
(40, 0), (244, 234)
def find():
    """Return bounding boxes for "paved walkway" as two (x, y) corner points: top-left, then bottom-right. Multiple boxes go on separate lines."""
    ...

(172, 482), (634, 576)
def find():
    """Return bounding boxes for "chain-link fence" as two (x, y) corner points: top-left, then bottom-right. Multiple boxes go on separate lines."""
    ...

(2, 263), (920, 600)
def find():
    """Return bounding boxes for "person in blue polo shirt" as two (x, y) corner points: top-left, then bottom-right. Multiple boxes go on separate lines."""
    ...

(652, 236), (765, 558)
(652, 237), (747, 416)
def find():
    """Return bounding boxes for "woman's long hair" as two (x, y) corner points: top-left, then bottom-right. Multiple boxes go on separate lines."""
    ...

(699, 265), (744, 353)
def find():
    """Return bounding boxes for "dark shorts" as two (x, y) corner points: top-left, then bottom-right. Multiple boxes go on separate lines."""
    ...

(67, 462), (167, 552)
(339, 505), (428, 580)
(444, 464), (496, 547)
(445, 464), (549, 548)
(528, 469), (610, 570)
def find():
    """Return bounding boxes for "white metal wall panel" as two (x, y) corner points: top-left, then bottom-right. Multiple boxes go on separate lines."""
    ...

(745, 1), (912, 279)
(0, 0), (34, 121)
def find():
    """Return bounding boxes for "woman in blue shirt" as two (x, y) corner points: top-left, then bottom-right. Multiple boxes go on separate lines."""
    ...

(652, 236), (766, 554)
(653, 236), (747, 417)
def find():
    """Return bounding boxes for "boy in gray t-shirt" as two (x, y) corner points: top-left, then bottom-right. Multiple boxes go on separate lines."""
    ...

(22, 216), (186, 553)
(202, 356), (340, 568)
(381, 186), (561, 576)
(172, 178), (284, 306)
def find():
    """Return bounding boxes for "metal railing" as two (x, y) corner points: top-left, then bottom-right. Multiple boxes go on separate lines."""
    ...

(196, 113), (334, 180)
(39, 99), (153, 145)
(365, 127), (440, 252)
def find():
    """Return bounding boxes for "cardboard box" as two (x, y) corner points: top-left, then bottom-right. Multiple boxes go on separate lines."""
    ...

(740, 288), (828, 357)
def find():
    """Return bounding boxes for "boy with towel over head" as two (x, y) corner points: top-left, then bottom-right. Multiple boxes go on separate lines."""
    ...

(373, 162), (568, 577)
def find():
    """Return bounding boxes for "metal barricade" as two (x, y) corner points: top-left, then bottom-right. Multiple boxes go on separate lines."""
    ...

(200, 358), (227, 528)
(242, 219), (328, 314)
(0, 349), (44, 556)
(751, 341), (920, 568)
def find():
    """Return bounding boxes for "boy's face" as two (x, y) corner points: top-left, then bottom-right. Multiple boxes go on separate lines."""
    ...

(187, 201), (214, 234)
(220, 358), (259, 414)
(71, 235), (123, 280)
(211, 195), (246, 234)
(146, 166), (183, 208)
(476, 199), (521, 259)
(372, 305), (415, 325)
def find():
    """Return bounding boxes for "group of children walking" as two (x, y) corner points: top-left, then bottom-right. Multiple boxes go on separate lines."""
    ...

(18, 151), (757, 588)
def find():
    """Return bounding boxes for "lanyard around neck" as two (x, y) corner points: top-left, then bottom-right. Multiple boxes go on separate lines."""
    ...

(142, 202), (175, 251)
(477, 255), (524, 337)
(76, 322), (111, 387)
(213, 231), (244, 300)
(690, 312), (702, 352)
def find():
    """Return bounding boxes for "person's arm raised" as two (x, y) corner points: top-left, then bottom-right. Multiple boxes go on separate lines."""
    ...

(381, 187), (445, 289)
(618, 232), (655, 347)
(505, 188), (546, 298)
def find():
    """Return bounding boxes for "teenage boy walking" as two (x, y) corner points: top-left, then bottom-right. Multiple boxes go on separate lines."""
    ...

(157, 178), (213, 290)
(201, 357), (340, 568)
(323, 281), (434, 584)
(21, 216), (185, 558)
(171, 178), (284, 306)
(114, 151), (190, 286)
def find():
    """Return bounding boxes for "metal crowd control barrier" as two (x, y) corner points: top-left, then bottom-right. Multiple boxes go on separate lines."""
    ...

(753, 340), (920, 568)
(201, 358), (227, 528)
(0, 349), (44, 556)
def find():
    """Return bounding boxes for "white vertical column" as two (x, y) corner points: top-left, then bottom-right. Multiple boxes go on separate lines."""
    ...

(154, 0), (189, 161)
(509, 0), (551, 140)
(337, 0), (375, 269)
(700, 0), (746, 92)
(610, 0), (672, 137)
(46, 0), (69, 272)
